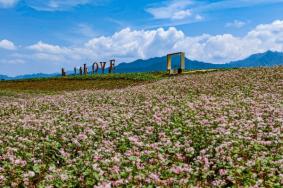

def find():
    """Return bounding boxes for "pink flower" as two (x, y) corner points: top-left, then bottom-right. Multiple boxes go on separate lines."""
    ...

(203, 157), (210, 168)
(28, 171), (35, 178)
(78, 133), (88, 140)
(60, 174), (68, 181)
(112, 179), (123, 186)
(93, 155), (102, 161)
(112, 165), (120, 174)
(60, 149), (70, 158)
(136, 162), (144, 170)
(0, 175), (5, 182)
(93, 182), (111, 188)
(149, 173), (160, 182)
(153, 113), (162, 125)
(171, 166), (182, 174)
(219, 169), (228, 176)
(128, 136), (139, 143)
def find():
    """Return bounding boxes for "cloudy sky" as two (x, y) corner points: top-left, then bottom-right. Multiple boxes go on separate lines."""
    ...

(1, 0), (283, 76)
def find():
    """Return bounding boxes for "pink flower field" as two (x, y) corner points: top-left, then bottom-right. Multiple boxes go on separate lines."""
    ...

(0, 67), (282, 187)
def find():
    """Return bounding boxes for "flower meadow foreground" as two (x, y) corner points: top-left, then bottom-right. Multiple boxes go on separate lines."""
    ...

(0, 67), (282, 187)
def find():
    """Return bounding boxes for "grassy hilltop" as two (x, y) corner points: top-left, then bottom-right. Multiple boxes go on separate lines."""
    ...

(0, 69), (220, 96)
(0, 72), (163, 97)
(0, 67), (282, 187)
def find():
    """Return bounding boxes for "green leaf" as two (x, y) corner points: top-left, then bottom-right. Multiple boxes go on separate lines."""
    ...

(129, 156), (137, 161)
(33, 164), (41, 173)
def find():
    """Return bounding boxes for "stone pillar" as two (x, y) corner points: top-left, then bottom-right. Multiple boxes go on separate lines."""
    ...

(74, 67), (77, 75)
(100, 62), (106, 74)
(180, 52), (185, 72)
(109, 59), (115, 73)
(61, 68), (66, 77)
(167, 55), (172, 74)
(79, 67), (83, 75)
(83, 64), (88, 75)
(92, 63), (99, 74)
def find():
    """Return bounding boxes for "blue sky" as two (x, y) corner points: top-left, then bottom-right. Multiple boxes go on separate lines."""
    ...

(1, 0), (283, 76)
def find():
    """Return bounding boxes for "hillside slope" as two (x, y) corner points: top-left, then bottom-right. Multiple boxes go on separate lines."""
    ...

(0, 67), (282, 187)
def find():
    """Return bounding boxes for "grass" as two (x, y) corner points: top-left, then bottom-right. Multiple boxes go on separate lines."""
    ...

(8, 72), (165, 82)
(0, 72), (164, 97)
(0, 69), (235, 97)
(0, 80), (145, 95)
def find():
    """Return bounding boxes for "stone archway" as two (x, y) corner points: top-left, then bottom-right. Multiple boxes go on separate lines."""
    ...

(167, 52), (185, 74)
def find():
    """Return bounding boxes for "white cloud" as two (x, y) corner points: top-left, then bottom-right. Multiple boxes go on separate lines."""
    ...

(3, 20), (283, 76)
(0, 0), (107, 10)
(25, 0), (89, 11)
(174, 20), (283, 63)
(0, 0), (18, 8)
(82, 20), (283, 63)
(195, 14), (203, 21)
(27, 41), (83, 62)
(33, 53), (65, 62)
(27, 20), (283, 64)
(85, 27), (185, 60)
(226, 20), (247, 28)
(146, 0), (194, 20)
(25, 0), (105, 11)
(0, 39), (16, 50)
(201, 0), (283, 11)
(146, 0), (283, 23)
(0, 58), (25, 65)
(28, 41), (67, 54)
(76, 23), (98, 38)
(172, 9), (192, 20)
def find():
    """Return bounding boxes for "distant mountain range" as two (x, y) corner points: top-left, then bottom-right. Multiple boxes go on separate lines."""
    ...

(228, 50), (283, 68)
(0, 73), (59, 81)
(0, 75), (9, 80)
(114, 57), (223, 73)
(114, 50), (283, 73)
(1, 50), (283, 80)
